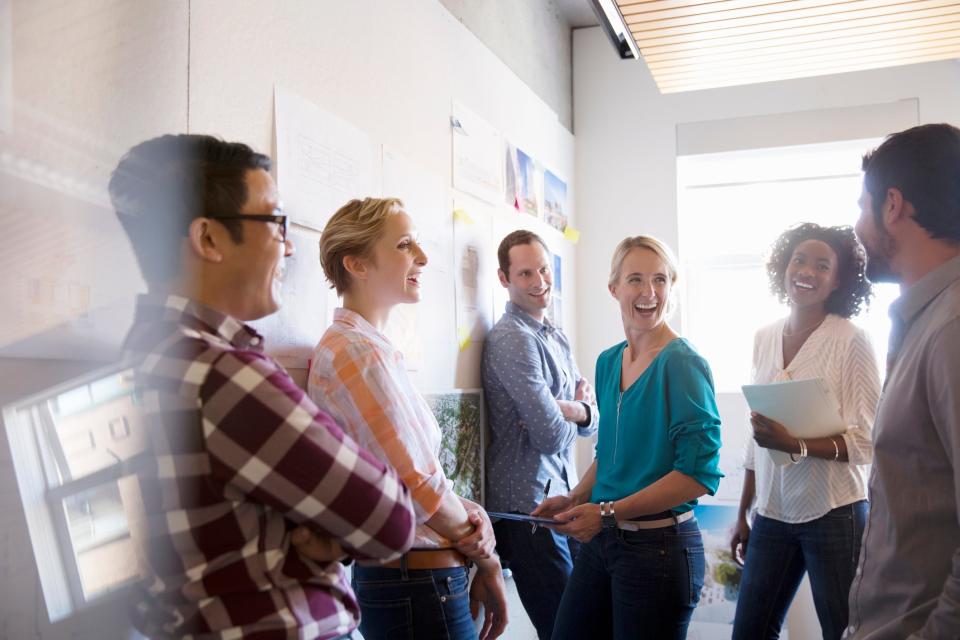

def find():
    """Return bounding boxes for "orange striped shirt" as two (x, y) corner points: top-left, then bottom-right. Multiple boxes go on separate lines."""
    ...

(308, 308), (451, 547)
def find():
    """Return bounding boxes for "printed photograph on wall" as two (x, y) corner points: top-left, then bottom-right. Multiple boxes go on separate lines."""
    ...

(504, 142), (520, 211)
(543, 169), (568, 232)
(688, 504), (747, 640)
(423, 390), (485, 505)
(516, 148), (540, 217)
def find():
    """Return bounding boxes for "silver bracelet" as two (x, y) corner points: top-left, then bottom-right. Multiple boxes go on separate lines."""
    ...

(831, 437), (840, 461)
(789, 438), (807, 464)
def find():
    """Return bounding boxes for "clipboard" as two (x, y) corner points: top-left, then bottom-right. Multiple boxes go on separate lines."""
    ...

(741, 378), (845, 466)
(487, 511), (560, 526)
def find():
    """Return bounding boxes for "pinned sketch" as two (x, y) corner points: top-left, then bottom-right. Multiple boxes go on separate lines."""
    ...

(543, 170), (568, 232)
(453, 200), (493, 352)
(381, 147), (452, 371)
(250, 226), (327, 369)
(451, 102), (502, 205)
(516, 148), (540, 217)
(275, 86), (376, 231)
(424, 390), (485, 504)
(382, 146), (450, 274)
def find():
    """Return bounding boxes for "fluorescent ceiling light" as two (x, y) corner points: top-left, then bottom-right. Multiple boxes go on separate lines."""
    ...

(595, 0), (960, 93)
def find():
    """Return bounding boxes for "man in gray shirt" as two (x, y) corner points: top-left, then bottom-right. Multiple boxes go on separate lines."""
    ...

(482, 230), (598, 639)
(846, 123), (960, 639)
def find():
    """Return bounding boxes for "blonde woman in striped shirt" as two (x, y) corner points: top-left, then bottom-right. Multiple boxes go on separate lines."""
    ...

(730, 223), (881, 640)
(308, 197), (508, 640)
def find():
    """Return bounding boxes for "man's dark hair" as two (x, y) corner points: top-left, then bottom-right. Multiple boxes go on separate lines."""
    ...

(861, 123), (960, 243)
(108, 134), (272, 283)
(767, 223), (872, 318)
(497, 229), (549, 279)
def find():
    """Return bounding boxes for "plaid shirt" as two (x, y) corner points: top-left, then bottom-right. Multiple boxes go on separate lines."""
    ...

(308, 308), (451, 548)
(123, 294), (415, 640)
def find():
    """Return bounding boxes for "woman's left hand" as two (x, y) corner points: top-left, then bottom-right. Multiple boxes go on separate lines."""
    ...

(750, 412), (797, 453)
(552, 502), (602, 542)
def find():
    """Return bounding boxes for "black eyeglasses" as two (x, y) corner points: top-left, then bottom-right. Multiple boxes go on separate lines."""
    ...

(207, 210), (288, 242)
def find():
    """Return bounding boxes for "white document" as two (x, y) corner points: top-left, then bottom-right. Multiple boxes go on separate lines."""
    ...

(451, 102), (503, 205)
(274, 85), (376, 231)
(741, 378), (845, 466)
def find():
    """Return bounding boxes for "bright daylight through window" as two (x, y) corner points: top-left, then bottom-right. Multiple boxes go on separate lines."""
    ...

(678, 138), (898, 394)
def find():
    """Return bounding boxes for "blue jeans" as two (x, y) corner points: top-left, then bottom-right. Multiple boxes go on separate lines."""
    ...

(552, 518), (705, 640)
(732, 500), (868, 640)
(493, 518), (580, 639)
(352, 563), (475, 640)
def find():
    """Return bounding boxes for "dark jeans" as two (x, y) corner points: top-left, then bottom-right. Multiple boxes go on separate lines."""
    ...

(493, 518), (581, 639)
(552, 518), (705, 640)
(732, 500), (868, 640)
(352, 563), (474, 640)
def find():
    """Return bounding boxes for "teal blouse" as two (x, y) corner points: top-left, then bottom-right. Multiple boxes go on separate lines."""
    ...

(591, 338), (723, 513)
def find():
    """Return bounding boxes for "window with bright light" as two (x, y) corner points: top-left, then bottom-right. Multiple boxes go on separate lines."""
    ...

(678, 138), (898, 393)
(4, 365), (147, 622)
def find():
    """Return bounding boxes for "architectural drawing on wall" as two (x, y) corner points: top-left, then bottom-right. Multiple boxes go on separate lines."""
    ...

(516, 148), (540, 217)
(275, 85), (375, 231)
(451, 102), (502, 205)
(423, 390), (484, 505)
(452, 200), (493, 352)
(382, 145), (450, 274)
(688, 504), (746, 640)
(543, 169), (568, 232)
(250, 225), (327, 369)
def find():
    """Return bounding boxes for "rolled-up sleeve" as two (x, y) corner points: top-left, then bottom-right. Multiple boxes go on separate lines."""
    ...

(666, 354), (724, 495)
(839, 327), (881, 466)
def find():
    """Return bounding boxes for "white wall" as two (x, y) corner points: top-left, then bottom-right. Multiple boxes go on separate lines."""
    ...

(573, 25), (960, 639)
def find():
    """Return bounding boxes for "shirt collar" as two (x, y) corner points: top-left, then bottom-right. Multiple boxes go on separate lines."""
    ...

(333, 307), (391, 341)
(889, 254), (960, 328)
(133, 293), (264, 350)
(504, 301), (555, 335)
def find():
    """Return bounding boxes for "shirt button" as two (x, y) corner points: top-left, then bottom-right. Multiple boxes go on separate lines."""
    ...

(847, 626), (856, 636)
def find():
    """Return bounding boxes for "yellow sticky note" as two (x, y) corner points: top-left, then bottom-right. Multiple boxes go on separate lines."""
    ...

(457, 326), (472, 351)
(563, 226), (580, 244)
(453, 208), (475, 225)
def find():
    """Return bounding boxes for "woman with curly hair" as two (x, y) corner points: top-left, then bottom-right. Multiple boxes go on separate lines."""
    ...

(730, 223), (882, 640)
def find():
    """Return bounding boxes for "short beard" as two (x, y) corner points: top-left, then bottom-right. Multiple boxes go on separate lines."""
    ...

(864, 229), (898, 283)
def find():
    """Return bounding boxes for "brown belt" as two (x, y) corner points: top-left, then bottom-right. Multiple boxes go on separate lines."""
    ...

(378, 549), (468, 570)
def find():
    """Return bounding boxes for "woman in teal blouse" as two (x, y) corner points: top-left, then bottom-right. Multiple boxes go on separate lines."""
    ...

(534, 235), (722, 639)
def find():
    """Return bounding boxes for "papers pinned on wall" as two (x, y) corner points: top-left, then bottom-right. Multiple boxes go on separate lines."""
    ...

(274, 85), (376, 231)
(451, 102), (502, 206)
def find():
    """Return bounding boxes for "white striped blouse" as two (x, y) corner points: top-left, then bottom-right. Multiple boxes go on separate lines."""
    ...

(744, 314), (881, 523)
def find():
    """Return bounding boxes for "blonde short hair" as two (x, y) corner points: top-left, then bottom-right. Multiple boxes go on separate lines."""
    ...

(320, 197), (404, 295)
(608, 236), (680, 317)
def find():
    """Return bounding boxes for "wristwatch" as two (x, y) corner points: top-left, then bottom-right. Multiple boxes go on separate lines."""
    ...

(600, 501), (617, 530)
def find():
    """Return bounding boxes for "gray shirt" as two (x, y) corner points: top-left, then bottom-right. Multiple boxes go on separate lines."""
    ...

(846, 254), (960, 639)
(482, 302), (598, 513)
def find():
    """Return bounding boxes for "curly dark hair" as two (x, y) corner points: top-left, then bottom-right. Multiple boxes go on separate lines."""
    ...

(766, 223), (872, 318)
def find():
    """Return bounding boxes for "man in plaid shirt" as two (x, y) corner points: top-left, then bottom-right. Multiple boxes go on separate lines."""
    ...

(110, 134), (416, 639)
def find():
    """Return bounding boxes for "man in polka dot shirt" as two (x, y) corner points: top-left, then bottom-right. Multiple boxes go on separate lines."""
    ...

(482, 230), (598, 639)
